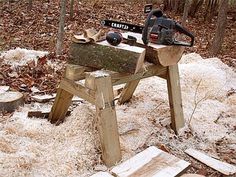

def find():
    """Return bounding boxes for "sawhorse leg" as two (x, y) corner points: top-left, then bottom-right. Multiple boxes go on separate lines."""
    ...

(118, 80), (140, 104)
(167, 64), (184, 134)
(49, 88), (73, 124)
(49, 65), (86, 124)
(89, 73), (121, 167)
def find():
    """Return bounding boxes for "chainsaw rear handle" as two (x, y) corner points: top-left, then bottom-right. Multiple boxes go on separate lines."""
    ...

(142, 9), (163, 45)
(174, 23), (195, 47)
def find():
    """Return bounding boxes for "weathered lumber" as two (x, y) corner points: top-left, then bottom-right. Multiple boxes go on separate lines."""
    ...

(69, 41), (146, 73)
(122, 32), (184, 66)
(185, 148), (236, 176)
(111, 146), (190, 177)
(65, 64), (93, 81)
(49, 88), (73, 124)
(167, 65), (184, 133)
(90, 72), (121, 167)
(110, 63), (167, 86)
(0, 91), (24, 112)
(59, 78), (95, 104)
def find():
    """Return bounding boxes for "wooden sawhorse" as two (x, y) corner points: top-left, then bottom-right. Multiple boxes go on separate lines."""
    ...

(49, 62), (184, 167)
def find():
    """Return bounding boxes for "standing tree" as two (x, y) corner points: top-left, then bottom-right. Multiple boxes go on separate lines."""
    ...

(182, 0), (190, 26)
(56, 0), (67, 56)
(189, 0), (204, 17)
(210, 0), (229, 55)
(70, 0), (75, 19)
(28, 0), (33, 10)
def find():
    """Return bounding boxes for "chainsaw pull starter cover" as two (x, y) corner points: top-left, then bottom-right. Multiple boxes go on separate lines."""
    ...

(106, 32), (122, 46)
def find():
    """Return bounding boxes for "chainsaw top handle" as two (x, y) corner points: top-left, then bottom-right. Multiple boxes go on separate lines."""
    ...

(142, 9), (163, 45)
(174, 23), (194, 47)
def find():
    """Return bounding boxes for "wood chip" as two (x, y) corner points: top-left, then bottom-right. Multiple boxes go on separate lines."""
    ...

(111, 146), (190, 177)
(0, 86), (10, 94)
(90, 171), (114, 177)
(31, 94), (56, 102)
(185, 148), (236, 175)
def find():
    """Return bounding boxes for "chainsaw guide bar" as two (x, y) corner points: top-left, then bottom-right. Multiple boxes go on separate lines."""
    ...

(101, 20), (144, 34)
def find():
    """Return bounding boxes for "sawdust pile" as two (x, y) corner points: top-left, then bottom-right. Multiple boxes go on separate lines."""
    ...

(0, 48), (48, 67)
(0, 53), (235, 176)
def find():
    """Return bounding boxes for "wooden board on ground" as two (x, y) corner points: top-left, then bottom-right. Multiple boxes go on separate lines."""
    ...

(69, 41), (146, 73)
(122, 32), (184, 66)
(111, 146), (190, 177)
(185, 148), (236, 176)
(90, 172), (114, 177)
(31, 94), (56, 103)
(0, 91), (24, 112)
(180, 174), (205, 177)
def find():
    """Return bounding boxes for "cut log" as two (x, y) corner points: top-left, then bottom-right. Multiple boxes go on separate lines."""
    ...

(122, 32), (184, 66)
(185, 148), (236, 175)
(69, 41), (146, 73)
(111, 146), (190, 177)
(0, 91), (24, 112)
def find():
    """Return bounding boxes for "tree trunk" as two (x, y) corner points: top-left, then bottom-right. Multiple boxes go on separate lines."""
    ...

(204, 0), (219, 21)
(56, 0), (67, 56)
(210, 0), (229, 55)
(189, 0), (204, 17)
(182, 0), (190, 26)
(69, 0), (74, 20)
(28, 0), (33, 9)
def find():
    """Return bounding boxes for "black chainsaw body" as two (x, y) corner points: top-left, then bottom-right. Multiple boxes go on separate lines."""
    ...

(142, 9), (194, 46)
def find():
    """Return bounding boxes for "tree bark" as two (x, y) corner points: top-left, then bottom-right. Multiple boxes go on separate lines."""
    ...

(69, 0), (74, 20)
(182, 0), (190, 26)
(28, 0), (33, 9)
(56, 0), (67, 56)
(189, 0), (204, 17)
(210, 0), (229, 55)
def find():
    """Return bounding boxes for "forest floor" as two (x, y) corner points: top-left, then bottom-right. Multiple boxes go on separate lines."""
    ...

(0, 0), (236, 93)
(0, 0), (236, 177)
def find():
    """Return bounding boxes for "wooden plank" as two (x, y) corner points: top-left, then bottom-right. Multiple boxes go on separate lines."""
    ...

(111, 146), (190, 177)
(59, 78), (95, 104)
(118, 80), (140, 104)
(49, 88), (73, 124)
(90, 172), (114, 177)
(93, 74), (121, 167)
(166, 65), (184, 134)
(65, 64), (92, 81)
(69, 41), (146, 73)
(185, 148), (236, 176)
(122, 32), (184, 66)
(111, 63), (167, 86)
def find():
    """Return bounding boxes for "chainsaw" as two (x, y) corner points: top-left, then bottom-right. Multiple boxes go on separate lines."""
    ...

(101, 8), (194, 47)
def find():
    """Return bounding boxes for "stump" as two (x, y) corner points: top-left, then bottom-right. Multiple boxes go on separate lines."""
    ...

(0, 91), (24, 112)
